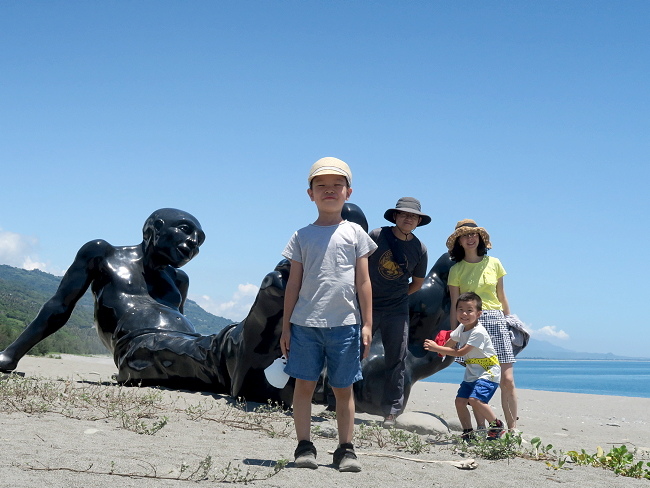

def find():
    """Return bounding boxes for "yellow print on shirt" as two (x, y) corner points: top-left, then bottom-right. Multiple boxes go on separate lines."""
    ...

(378, 250), (405, 280)
(465, 355), (499, 371)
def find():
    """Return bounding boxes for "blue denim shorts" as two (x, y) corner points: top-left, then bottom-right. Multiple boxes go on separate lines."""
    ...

(457, 379), (499, 403)
(284, 324), (362, 388)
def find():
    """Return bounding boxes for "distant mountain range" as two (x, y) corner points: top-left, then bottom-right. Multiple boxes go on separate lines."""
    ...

(0, 264), (233, 357)
(518, 338), (649, 361)
(3, 263), (648, 361)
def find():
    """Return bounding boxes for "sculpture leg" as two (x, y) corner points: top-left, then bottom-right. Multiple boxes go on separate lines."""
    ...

(113, 330), (229, 393)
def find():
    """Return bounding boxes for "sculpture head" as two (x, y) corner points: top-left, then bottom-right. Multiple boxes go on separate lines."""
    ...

(341, 202), (368, 232)
(142, 208), (205, 268)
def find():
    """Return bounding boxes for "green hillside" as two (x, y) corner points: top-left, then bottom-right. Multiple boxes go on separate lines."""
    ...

(0, 264), (234, 357)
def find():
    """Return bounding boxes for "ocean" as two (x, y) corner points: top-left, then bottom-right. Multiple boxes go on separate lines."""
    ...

(423, 359), (650, 398)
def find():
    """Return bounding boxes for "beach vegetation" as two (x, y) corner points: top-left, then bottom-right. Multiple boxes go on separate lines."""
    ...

(206, 398), (294, 438)
(456, 430), (525, 460)
(475, 434), (650, 480)
(356, 421), (430, 454)
(564, 444), (650, 479)
(19, 455), (288, 483)
(4, 371), (650, 481)
(0, 373), (169, 435)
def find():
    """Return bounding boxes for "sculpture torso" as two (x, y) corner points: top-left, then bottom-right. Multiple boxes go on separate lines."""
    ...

(82, 240), (197, 350)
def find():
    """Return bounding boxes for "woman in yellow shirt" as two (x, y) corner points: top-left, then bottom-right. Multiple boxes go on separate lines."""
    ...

(446, 219), (517, 432)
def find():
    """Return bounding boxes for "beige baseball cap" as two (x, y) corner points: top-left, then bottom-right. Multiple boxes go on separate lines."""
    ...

(308, 157), (352, 186)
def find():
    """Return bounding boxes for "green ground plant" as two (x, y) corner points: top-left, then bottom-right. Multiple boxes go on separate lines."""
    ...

(356, 421), (430, 454)
(1, 374), (288, 482)
(20, 455), (289, 484)
(204, 398), (294, 438)
(4, 372), (650, 481)
(564, 445), (650, 479)
(455, 430), (525, 460)
(0, 373), (170, 435)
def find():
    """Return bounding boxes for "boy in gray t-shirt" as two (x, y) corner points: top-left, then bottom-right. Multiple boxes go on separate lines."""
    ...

(280, 157), (377, 472)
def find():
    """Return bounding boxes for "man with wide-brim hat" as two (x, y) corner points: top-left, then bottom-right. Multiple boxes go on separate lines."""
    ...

(368, 197), (430, 428)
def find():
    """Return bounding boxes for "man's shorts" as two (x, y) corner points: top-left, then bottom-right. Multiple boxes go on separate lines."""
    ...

(457, 378), (500, 403)
(284, 324), (362, 388)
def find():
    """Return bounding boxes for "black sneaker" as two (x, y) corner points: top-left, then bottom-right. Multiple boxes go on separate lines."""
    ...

(333, 442), (361, 472)
(382, 414), (397, 429)
(294, 440), (318, 469)
(460, 428), (477, 443)
(486, 419), (504, 441)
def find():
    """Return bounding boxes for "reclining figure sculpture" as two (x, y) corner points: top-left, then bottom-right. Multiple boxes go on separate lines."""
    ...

(0, 205), (453, 415)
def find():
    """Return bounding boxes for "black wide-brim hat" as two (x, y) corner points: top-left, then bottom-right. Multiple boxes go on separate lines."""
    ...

(383, 197), (431, 226)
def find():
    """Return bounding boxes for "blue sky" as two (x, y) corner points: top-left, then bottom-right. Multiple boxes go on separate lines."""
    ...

(1, 1), (648, 357)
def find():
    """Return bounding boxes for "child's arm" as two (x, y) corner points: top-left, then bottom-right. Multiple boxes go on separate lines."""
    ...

(423, 338), (474, 357)
(280, 260), (303, 358)
(355, 253), (373, 359)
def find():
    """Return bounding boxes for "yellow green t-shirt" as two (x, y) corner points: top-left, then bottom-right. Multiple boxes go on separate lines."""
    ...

(447, 256), (506, 310)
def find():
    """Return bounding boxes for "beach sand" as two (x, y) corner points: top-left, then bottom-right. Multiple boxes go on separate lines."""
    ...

(1, 354), (649, 487)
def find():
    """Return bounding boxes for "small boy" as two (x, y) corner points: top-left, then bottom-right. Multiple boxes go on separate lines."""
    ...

(280, 157), (377, 472)
(424, 292), (505, 441)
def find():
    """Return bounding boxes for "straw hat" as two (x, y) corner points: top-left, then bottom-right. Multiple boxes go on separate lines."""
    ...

(446, 219), (491, 250)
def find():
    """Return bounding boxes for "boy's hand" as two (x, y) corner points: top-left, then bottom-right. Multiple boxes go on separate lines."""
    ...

(280, 329), (291, 358)
(423, 339), (440, 352)
(361, 323), (372, 359)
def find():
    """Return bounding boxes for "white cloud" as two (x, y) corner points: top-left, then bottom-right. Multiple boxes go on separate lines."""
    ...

(190, 283), (260, 321)
(0, 229), (55, 273)
(529, 325), (570, 341)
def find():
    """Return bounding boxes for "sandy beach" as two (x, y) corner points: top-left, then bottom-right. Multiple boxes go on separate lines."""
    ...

(1, 354), (649, 487)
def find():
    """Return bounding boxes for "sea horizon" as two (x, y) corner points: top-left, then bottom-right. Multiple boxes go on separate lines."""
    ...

(423, 358), (650, 399)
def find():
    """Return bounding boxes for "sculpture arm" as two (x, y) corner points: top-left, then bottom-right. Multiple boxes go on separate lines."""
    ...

(175, 269), (190, 314)
(448, 285), (460, 329)
(496, 277), (510, 315)
(280, 260), (302, 358)
(0, 240), (107, 371)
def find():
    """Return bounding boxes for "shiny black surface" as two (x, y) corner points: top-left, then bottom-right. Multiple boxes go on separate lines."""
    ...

(0, 205), (453, 415)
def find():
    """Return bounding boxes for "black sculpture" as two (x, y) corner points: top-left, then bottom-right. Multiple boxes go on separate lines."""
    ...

(0, 205), (453, 415)
(0, 208), (229, 390)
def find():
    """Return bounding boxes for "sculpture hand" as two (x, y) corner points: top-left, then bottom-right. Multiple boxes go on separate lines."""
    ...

(0, 350), (18, 372)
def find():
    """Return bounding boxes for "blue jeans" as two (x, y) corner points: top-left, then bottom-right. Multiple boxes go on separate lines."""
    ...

(457, 379), (500, 403)
(284, 324), (362, 388)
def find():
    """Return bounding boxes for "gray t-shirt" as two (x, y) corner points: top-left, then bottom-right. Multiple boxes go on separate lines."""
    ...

(282, 220), (377, 328)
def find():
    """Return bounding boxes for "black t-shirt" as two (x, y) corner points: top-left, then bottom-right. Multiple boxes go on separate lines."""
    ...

(368, 227), (428, 311)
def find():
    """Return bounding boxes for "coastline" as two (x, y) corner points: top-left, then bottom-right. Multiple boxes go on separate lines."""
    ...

(424, 358), (650, 399)
(1, 354), (649, 487)
(516, 358), (650, 362)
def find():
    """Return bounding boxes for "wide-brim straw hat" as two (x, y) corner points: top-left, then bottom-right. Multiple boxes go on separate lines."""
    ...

(446, 219), (492, 250)
(383, 197), (431, 226)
